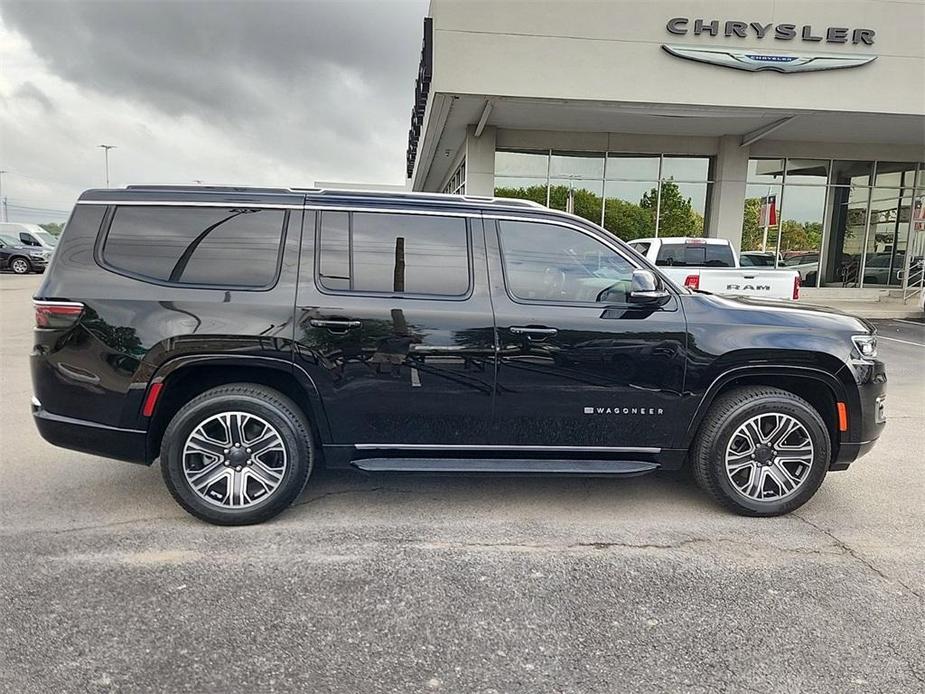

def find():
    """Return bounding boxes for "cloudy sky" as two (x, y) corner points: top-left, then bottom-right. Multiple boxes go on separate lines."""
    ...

(0, 0), (428, 223)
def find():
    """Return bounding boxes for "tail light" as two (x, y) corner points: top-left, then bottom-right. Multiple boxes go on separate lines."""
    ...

(34, 300), (84, 329)
(684, 274), (700, 290)
(792, 275), (801, 300)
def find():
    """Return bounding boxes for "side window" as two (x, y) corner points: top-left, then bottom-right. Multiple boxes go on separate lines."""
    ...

(497, 220), (635, 304)
(103, 206), (286, 287)
(317, 211), (470, 297)
(629, 241), (651, 257)
(740, 254), (755, 267)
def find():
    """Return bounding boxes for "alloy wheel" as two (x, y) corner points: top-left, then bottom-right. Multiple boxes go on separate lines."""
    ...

(182, 411), (288, 508)
(11, 258), (29, 274)
(724, 412), (814, 502)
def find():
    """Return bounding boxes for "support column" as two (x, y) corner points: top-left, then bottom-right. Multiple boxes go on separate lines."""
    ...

(707, 135), (750, 252)
(464, 124), (496, 196)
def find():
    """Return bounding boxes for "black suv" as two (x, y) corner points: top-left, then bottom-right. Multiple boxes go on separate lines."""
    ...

(31, 186), (886, 525)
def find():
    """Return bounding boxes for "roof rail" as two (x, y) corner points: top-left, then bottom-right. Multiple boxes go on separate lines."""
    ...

(294, 187), (548, 209)
(122, 184), (548, 209)
(124, 184), (293, 194)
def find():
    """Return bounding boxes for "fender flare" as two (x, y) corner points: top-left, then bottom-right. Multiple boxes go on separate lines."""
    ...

(138, 353), (331, 460)
(682, 364), (855, 448)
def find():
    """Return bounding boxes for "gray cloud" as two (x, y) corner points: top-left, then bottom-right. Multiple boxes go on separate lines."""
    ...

(13, 80), (54, 111)
(0, 0), (428, 220)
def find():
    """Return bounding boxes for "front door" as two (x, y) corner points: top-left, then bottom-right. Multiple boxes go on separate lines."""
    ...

(293, 208), (496, 446)
(485, 217), (688, 450)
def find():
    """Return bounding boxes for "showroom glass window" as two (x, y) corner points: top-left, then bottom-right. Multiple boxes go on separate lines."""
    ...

(742, 159), (925, 288)
(103, 206), (285, 287)
(494, 150), (713, 242)
(317, 211), (470, 297)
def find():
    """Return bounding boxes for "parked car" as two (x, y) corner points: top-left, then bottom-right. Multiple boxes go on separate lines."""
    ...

(862, 252), (905, 286)
(0, 233), (51, 274)
(628, 237), (801, 300)
(32, 187), (885, 525)
(0, 222), (59, 252)
(781, 252), (820, 286)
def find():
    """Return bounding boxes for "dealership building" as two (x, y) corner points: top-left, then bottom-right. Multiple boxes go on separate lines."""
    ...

(404, 0), (925, 292)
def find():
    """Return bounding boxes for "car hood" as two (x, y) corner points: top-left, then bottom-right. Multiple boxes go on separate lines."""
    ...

(688, 292), (876, 334)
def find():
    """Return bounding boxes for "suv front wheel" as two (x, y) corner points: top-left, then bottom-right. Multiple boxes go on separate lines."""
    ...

(161, 383), (314, 525)
(691, 387), (830, 516)
(10, 257), (32, 274)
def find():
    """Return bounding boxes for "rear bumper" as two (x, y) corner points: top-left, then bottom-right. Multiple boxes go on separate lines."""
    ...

(32, 398), (148, 464)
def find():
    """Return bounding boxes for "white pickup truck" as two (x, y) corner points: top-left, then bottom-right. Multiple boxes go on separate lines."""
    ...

(627, 237), (801, 301)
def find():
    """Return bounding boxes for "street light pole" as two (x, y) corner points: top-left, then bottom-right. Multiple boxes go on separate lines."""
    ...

(0, 170), (7, 222)
(98, 145), (116, 187)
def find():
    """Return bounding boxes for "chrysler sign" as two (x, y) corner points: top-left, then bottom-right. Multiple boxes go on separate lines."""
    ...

(663, 18), (877, 73)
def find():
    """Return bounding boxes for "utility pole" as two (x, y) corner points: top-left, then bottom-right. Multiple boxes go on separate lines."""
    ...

(98, 145), (116, 187)
(0, 170), (7, 222)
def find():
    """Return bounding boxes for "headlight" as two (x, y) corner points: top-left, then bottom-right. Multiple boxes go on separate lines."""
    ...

(29, 251), (46, 259)
(852, 334), (878, 359)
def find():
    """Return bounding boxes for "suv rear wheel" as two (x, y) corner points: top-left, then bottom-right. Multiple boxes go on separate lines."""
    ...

(160, 383), (314, 525)
(691, 387), (830, 516)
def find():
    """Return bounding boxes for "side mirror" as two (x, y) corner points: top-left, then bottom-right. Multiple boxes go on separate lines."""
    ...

(628, 269), (670, 306)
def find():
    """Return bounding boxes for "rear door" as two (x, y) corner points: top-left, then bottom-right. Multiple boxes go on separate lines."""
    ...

(485, 215), (688, 450)
(293, 205), (497, 447)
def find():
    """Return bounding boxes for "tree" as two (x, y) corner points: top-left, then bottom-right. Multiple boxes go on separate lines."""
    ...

(640, 180), (704, 237)
(741, 197), (763, 251)
(40, 223), (64, 236)
(602, 198), (653, 241)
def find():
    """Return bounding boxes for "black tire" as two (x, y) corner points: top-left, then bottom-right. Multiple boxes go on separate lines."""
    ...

(10, 256), (32, 274)
(691, 386), (830, 516)
(161, 383), (314, 525)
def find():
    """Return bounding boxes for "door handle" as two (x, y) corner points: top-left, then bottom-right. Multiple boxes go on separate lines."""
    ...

(510, 326), (558, 337)
(309, 319), (362, 330)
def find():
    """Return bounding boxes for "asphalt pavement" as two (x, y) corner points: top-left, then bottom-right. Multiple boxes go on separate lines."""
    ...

(1, 272), (923, 694)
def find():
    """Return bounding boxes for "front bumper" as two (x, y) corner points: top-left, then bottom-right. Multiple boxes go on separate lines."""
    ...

(831, 358), (887, 470)
(32, 398), (147, 464)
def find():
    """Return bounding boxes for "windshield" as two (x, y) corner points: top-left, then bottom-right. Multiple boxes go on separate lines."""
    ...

(32, 230), (58, 246)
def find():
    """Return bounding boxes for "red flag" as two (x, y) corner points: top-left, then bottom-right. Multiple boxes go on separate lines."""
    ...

(760, 194), (778, 227)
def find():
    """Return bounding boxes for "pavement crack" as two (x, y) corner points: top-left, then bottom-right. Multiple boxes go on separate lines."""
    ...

(0, 514), (182, 538)
(293, 486), (425, 508)
(793, 512), (923, 602)
(293, 487), (385, 507)
(884, 641), (925, 685)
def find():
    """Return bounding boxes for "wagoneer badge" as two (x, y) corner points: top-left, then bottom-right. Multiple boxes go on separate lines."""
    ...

(662, 44), (876, 73)
(584, 407), (665, 416)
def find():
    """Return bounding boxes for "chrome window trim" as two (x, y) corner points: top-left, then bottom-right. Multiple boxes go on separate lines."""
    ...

(355, 444), (661, 453)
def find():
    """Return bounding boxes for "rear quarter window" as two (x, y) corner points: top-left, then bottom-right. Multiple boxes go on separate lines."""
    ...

(102, 206), (286, 287)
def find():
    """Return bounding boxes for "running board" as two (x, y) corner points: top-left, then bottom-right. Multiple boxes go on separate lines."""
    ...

(351, 458), (659, 476)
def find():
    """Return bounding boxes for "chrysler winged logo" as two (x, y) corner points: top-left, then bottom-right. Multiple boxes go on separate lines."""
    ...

(662, 44), (876, 73)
